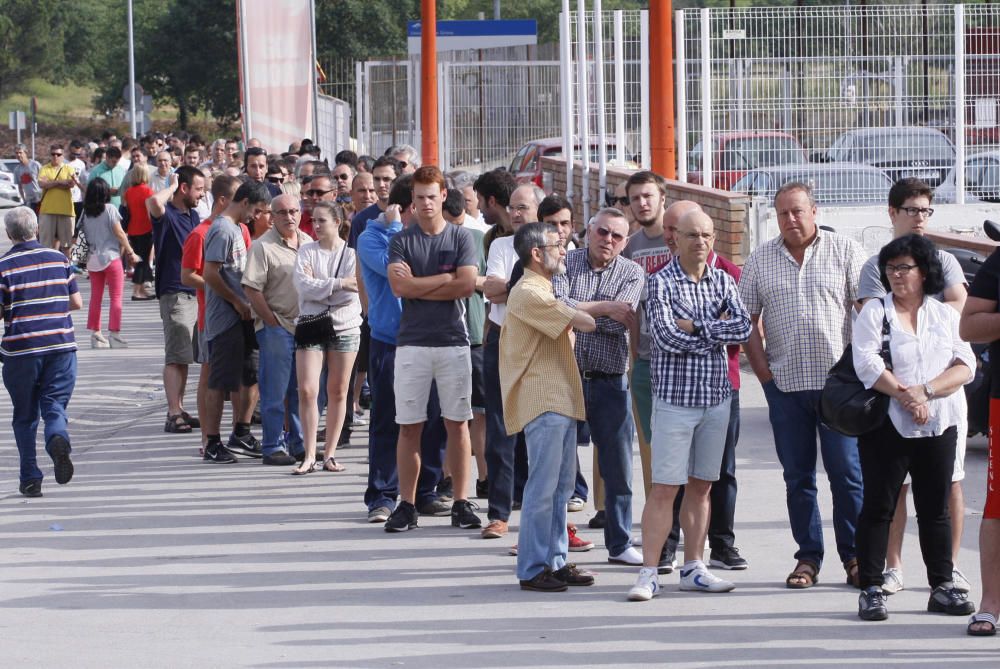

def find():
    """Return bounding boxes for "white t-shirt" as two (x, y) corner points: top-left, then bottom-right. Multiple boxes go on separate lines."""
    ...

(69, 158), (87, 203)
(486, 236), (519, 327)
(463, 213), (489, 233)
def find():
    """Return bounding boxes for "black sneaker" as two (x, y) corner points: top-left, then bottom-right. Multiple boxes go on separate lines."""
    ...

(552, 563), (595, 586)
(417, 498), (452, 516)
(19, 480), (42, 497)
(203, 439), (238, 464)
(859, 586), (889, 621)
(437, 476), (454, 501)
(476, 478), (489, 499)
(338, 429), (351, 447)
(262, 451), (297, 466)
(658, 547), (677, 575)
(385, 501), (418, 532)
(588, 510), (606, 529)
(709, 546), (749, 570)
(928, 584), (976, 616)
(227, 432), (263, 458)
(520, 568), (568, 592)
(451, 499), (482, 529)
(48, 434), (74, 485)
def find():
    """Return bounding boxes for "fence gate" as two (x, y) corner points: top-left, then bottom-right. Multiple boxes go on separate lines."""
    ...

(357, 59), (417, 157)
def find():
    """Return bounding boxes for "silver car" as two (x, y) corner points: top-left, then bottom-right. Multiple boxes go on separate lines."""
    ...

(934, 150), (1000, 204)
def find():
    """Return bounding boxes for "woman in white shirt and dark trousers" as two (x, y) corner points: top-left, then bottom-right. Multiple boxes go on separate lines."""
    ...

(852, 234), (976, 621)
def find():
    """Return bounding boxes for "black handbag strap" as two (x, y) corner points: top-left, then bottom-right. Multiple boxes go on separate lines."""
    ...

(880, 297), (893, 372)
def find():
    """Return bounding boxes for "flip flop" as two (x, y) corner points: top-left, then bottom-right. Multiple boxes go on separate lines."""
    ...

(323, 457), (346, 472)
(968, 612), (997, 636)
(291, 461), (320, 476)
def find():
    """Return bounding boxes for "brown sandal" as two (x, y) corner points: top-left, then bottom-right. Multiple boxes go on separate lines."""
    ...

(786, 560), (819, 589)
(844, 558), (861, 589)
(323, 457), (346, 472)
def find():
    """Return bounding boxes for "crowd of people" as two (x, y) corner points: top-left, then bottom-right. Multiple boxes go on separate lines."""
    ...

(2, 132), (999, 636)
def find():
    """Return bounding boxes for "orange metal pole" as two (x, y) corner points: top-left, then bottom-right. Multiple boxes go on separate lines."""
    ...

(421, 0), (439, 166)
(650, 0), (676, 178)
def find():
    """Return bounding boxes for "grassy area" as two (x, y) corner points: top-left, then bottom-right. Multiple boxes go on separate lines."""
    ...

(0, 78), (100, 123)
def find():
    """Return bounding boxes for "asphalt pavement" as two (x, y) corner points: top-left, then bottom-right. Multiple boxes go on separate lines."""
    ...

(0, 231), (998, 668)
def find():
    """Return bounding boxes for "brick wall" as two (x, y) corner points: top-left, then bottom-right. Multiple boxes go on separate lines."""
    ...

(542, 156), (752, 266)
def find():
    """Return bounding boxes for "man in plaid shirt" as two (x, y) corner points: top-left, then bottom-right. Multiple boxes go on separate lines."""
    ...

(627, 210), (751, 601)
(556, 207), (644, 566)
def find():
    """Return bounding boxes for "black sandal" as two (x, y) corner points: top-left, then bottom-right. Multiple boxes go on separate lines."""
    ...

(180, 411), (200, 428)
(164, 414), (193, 433)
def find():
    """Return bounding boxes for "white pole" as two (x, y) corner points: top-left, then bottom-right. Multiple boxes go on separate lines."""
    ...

(438, 62), (447, 169)
(700, 7), (712, 188)
(577, 0), (591, 226)
(560, 3), (575, 205)
(364, 62), (373, 153)
(355, 61), (364, 152)
(309, 0), (320, 145)
(676, 9), (687, 182)
(640, 10), (650, 169)
(594, 0), (607, 207)
(613, 11), (626, 167)
(127, 0), (137, 137)
(239, 0), (253, 140)
(955, 4), (966, 205)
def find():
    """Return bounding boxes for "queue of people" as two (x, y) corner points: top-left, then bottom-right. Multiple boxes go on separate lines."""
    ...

(3, 134), (999, 637)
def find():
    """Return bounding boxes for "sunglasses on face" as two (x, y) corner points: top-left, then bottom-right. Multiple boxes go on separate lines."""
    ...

(605, 194), (629, 206)
(334, 173), (351, 181)
(51, 152), (63, 157)
(595, 226), (626, 243)
(266, 175), (284, 183)
(305, 188), (334, 197)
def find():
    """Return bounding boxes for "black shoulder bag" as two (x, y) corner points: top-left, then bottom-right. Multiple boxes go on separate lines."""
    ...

(293, 244), (346, 347)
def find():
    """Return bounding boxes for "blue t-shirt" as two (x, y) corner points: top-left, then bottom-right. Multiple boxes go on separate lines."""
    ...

(151, 201), (198, 298)
(0, 242), (79, 358)
(349, 202), (381, 250)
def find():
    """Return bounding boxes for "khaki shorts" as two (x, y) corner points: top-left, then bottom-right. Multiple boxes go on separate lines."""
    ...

(393, 345), (473, 424)
(159, 292), (197, 365)
(39, 214), (74, 249)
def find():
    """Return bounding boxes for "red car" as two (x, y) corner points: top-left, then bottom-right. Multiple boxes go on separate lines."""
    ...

(686, 131), (808, 191)
(509, 137), (630, 188)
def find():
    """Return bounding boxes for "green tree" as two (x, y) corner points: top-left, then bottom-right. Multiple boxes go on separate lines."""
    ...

(0, 0), (63, 99)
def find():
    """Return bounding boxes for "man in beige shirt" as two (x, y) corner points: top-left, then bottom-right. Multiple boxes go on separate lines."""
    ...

(242, 193), (312, 464)
(500, 221), (597, 593)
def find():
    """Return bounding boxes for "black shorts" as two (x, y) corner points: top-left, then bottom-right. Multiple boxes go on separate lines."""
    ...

(208, 322), (246, 392)
(470, 344), (486, 412)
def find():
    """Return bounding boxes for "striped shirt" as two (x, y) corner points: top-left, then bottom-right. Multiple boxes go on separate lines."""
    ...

(0, 241), (79, 358)
(647, 259), (751, 407)
(739, 228), (865, 392)
(556, 248), (644, 374)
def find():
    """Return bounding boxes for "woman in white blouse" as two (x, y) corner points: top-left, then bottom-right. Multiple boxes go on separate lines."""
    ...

(292, 202), (362, 474)
(852, 234), (976, 622)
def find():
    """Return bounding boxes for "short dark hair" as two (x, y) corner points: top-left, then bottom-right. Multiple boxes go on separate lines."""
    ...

(474, 168), (517, 208)
(443, 189), (466, 218)
(212, 174), (241, 200)
(538, 194), (572, 221)
(105, 146), (122, 160)
(878, 233), (945, 295)
(357, 155), (375, 172)
(625, 170), (667, 198)
(309, 159), (331, 176)
(233, 181), (272, 205)
(388, 175), (414, 209)
(888, 177), (934, 209)
(175, 165), (204, 189)
(514, 222), (558, 266)
(244, 146), (267, 161)
(334, 150), (358, 167)
(372, 155), (401, 178)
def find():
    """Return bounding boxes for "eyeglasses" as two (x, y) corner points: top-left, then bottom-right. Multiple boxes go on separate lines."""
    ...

(266, 176), (284, 183)
(51, 152), (63, 157)
(273, 208), (300, 216)
(606, 195), (629, 206)
(885, 263), (919, 276)
(305, 188), (334, 197)
(537, 243), (562, 250)
(397, 161), (408, 169)
(509, 204), (534, 213)
(334, 173), (351, 181)
(898, 206), (935, 218)
(594, 226), (626, 243)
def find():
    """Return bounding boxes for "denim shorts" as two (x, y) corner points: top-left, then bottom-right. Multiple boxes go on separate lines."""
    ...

(296, 329), (361, 353)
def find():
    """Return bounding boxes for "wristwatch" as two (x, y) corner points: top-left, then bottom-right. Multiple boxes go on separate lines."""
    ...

(923, 382), (936, 400)
(691, 320), (704, 337)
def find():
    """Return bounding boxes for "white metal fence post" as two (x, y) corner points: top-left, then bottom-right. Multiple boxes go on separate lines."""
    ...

(676, 9), (687, 182)
(955, 3), (966, 206)
(640, 10), (651, 169)
(577, 0), (592, 226)
(438, 62), (447, 169)
(355, 61), (364, 152)
(560, 3), (575, 204)
(613, 11), (626, 167)
(364, 61), (373, 152)
(594, 0), (608, 207)
(700, 7), (712, 188)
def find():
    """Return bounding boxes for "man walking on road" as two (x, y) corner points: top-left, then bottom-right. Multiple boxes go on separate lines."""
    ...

(0, 207), (81, 497)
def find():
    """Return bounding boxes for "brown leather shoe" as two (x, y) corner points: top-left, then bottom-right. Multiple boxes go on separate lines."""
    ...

(519, 568), (568, 592)
(481, 519), (508, 539)
(552, 563), (595, 586)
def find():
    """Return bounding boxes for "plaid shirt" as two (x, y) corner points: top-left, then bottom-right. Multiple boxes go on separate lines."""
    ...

(647, 260), (751, 407)
(556, 248), (644, 374)
(739, 228), (866, 392)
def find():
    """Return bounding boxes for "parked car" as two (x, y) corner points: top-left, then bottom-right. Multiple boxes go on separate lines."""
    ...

(687, 131), (808, 191)
(815, 126), (956, 188)
(934, 150), (1000, 204)
(508, 137), (634, 188)
(0, 164), (22, 205)
(732, 162), (893, 206)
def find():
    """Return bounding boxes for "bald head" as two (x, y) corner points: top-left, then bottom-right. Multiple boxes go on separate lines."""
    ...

(663, 200), (702, 254)
(675, 209), (716, 268)
(272, 193), (297, 211)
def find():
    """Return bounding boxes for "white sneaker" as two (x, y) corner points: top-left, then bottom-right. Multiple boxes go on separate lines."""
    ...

(679, 562), (735, 592)
(952, 568), (972, 594)
(91, 332), (110, 349)
(108, 332), (129, 348)
(567, 496), (585, 512)
(627, 567), (660, 601)
(608, 546), (643, 566)
(881, 567), (904, 595)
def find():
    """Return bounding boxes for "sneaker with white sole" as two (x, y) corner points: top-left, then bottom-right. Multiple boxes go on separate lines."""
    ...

(881, 567), (904, 595)
(679, 562), (735, 592)
(608, 546), (643, 566)
(627, 567), (661, 601)
(567, 496), (585, 512)
(952, 568), (972, 594)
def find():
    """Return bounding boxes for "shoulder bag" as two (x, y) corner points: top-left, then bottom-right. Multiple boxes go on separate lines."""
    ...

(293, 243), (346, 347)
(819, 298), (893, 437)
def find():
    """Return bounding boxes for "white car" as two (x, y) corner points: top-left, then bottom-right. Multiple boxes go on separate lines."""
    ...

(0, 165), (22, 207)
(935, 150), (1000, 204)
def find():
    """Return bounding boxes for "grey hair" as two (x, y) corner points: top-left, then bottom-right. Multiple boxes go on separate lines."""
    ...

(513, 221), (558, 266)
(593, 206), (628, 226)
(14, 143), (28, 153)
(5, 206), (39, 242)
(447, 170), (475, 190)
(390, 144), (421, 169)
(513, 183), (546, 206)
(774, 181), (816, 207)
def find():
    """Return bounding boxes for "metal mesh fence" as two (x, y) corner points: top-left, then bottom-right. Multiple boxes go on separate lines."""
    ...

(679, 4), (1000, 209)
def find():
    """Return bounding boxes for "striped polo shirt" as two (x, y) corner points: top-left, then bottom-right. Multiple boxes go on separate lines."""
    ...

(0, 241), (79, 358)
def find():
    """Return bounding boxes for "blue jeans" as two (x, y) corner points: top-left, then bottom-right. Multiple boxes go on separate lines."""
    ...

(365, 338), (445, 512)
(583, 373), (634, 556)
(517, 412), (577, 581)
(762, 381), (863, 567)
(2, 351), (77, 484)
(484, 326), (528, 520)
(256, 325), (303, 457)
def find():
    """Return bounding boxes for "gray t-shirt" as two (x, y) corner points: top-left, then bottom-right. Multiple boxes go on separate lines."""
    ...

(858, 249), (965, 303)
(82, 204), (123, 272)
(204, 215), (248, 341)
(388, 222), (477, 347)
(13, 160), (41, 204)
(622, 229), (672, 360)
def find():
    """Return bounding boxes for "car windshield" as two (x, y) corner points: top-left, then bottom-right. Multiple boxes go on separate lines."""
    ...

(721, 137), (805, 171)
(854, 132), (955, 163)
